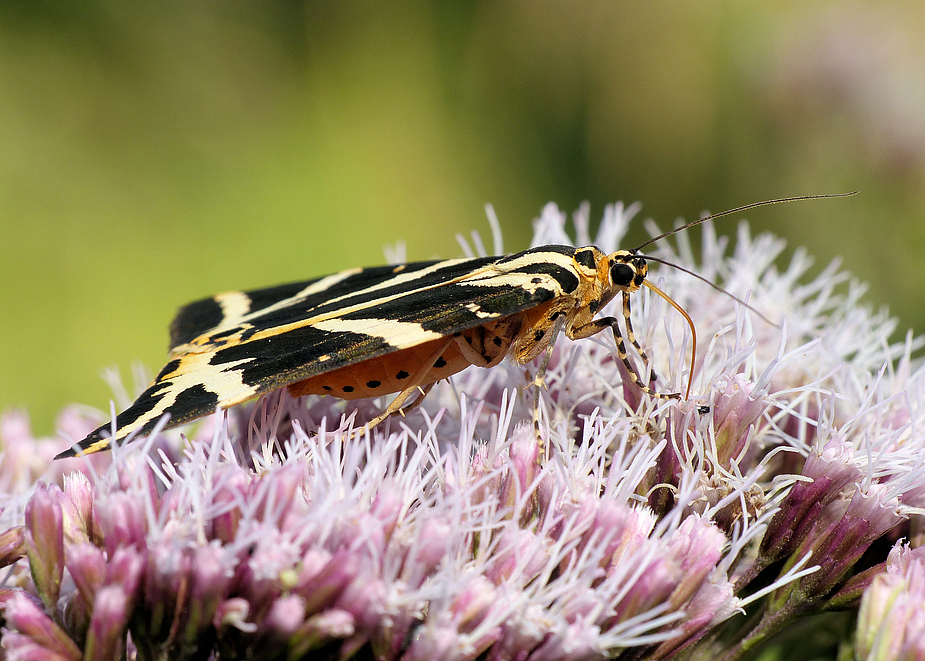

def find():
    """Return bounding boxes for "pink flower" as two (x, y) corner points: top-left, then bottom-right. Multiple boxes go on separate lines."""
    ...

(1, 202), (923, 660)
(856, 544), (925, 661)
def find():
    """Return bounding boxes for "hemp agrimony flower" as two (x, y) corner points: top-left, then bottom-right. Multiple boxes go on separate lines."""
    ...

(1, 202), (923, 661)
(854, 543), (925, 661)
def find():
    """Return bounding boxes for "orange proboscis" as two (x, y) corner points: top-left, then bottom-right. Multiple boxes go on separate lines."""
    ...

(642, 280), (696, 400)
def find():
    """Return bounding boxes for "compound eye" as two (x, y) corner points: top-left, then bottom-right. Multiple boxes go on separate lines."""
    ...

(610, 262), (635, 287)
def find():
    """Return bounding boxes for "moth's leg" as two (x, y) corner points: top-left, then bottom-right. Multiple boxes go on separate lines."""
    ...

(364, 383), (435, 429)
(531, 313), (568, 448)
(454, 321), (512, 369)
(568, 316), (679, 400)
(454, 333), (492, 367)
(620, 292), (658, 383)
(356, 338), (453, 436)
(532, 313), (567, 390)
(399, 383), (435, 415)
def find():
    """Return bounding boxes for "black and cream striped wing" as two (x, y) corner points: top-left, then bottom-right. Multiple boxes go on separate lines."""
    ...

(59, 246), (581, 457)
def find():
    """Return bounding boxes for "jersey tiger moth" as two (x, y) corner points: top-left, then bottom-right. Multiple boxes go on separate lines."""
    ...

(55, 194), (853, 459)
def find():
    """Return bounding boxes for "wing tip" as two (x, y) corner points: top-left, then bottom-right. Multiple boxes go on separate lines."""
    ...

(54, 447), (78, 460)
(54, 429), (112, 460)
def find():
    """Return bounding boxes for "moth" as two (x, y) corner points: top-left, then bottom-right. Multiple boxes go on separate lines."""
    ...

(56, 194), (852, 459)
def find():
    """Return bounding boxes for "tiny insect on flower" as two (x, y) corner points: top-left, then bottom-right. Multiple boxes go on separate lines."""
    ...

(55, 194), (856, 459)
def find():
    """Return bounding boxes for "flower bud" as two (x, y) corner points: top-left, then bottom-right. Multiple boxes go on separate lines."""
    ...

(24, 482), (64, 611)
(709, 374), (768, 468)
(65, 542), (106, 608)
(184, 544), (231, 641)
(62, 472), (95, 544)
(0, 525), (25, 568)
(760, 440), (863, 563)
(96, 491), (148, 555)
(84, 586), (130, 661)
(855, 544), (925, 661)
(1, 590), (82, 661)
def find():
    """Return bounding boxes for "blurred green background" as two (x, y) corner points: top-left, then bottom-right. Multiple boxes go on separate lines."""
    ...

(2, 0), (924, 436)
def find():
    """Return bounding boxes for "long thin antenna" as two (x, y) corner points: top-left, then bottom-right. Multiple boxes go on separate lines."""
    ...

(633, 192), (858, 253)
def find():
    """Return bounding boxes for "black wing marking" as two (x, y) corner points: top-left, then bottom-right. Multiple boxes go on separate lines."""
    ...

(168, 259), (452, 349)
(57, 246), (580, 457)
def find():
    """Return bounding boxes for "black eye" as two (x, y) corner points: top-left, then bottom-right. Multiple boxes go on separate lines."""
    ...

(610, 262), (634, 286)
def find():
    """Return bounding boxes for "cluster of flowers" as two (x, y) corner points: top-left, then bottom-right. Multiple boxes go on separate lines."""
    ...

(1, 203), (923, 660)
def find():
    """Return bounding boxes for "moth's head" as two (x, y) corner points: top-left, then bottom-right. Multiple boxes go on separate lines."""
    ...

(607, 250), (647, 293)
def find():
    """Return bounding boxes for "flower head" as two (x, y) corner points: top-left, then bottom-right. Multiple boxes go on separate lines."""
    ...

(855, 543), (925, 661)
(1, 202), (923, 660)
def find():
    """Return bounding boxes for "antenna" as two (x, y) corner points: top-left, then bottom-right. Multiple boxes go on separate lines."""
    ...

(631, 191), (856, 401)
(633, 192), (858, 253)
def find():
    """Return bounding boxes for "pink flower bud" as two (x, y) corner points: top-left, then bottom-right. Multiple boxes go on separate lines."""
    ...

(1, 590), (81, 661)
(292, 609), (357, 658)
(24, 483), (64, 610)
(449, 574), (499, 631)
(529, 619), (597, 661)
(187, 544), (232, 635)
(297, 547), (358, 615)
(406, 519), (451, 583)
(106, 546), (144, 613)
(142, 542), (190, 640)
(265, 594), (305, 635)
(84, 586), (129, 661)
(498, 430), (543, 512)
(62, 473), (94, 544)
(665, 515), (726, 608)
(65, 542), (106, 608)
(214, 597), (253, 632)
(0, 525), (25, 568)
(256, 464), (306, 528)
(709, 374), (767, 467)
(485, 528), (548, 585)
(209, 467), (249, 543)
(760, 440), (864, 562)
(653, 576), (737, 658)
(856, 543), (925, 661)
(797, 484), (903, 599)
(96, 491), (147, 555)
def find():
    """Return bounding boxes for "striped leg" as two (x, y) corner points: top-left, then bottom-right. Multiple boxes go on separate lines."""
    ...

(621, 291), (658, 384)
(568, 314), (679, 401)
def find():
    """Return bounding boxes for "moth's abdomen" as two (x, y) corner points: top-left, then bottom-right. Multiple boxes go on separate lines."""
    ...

(288, 337), (467, 399)
(288, 316), (520, 400)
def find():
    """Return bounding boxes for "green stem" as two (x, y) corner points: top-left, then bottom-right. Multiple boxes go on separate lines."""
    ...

(717, 601), (802, 661)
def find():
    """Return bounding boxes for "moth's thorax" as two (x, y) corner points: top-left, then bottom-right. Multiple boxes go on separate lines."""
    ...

(570, 246), (608, 298)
